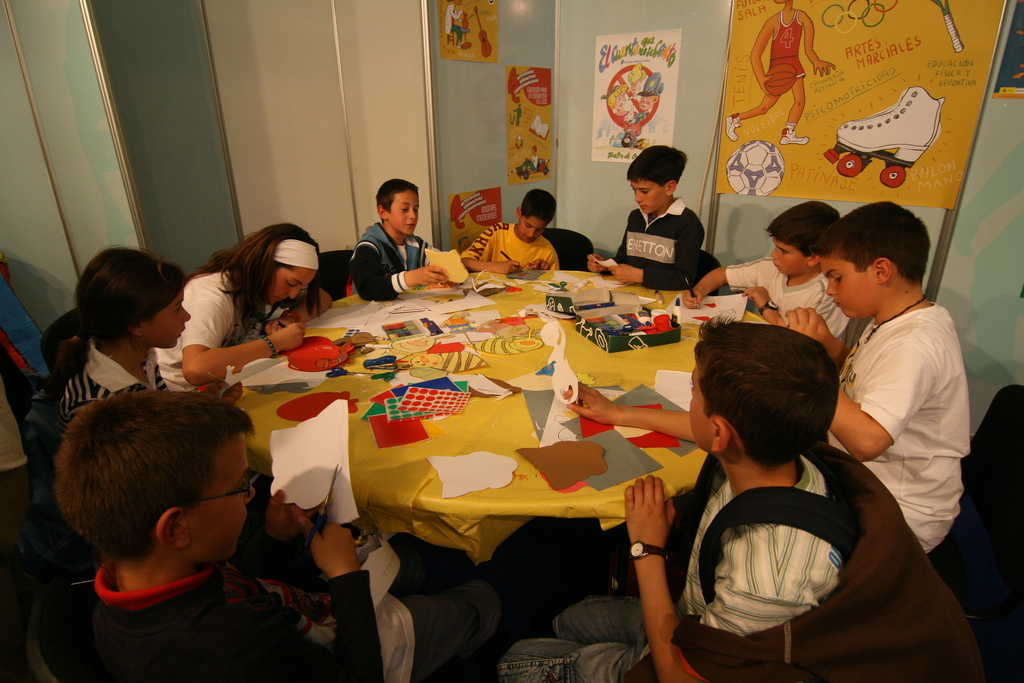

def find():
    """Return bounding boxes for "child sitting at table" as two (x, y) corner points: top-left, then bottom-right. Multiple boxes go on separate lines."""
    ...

(500, 320), (982, 682)
(55, 390), (500, 683)
(44, 248), (240, 427)
(586, 145), (704, 289)
(786, 201), (969, 553)
(460, 189), (560, 274)
(683, 201), (848, 336)
(157, 224), (333, 391)
(350, 179), (449, 301)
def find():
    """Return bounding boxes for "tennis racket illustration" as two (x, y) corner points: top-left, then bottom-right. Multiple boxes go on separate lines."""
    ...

(931, 0), (964, 52)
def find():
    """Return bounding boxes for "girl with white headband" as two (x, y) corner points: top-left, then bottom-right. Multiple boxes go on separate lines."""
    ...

(157, 224), (331, 391)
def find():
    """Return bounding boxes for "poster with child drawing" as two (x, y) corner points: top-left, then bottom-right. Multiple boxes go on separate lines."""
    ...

(507, 66), (552, 185)
(592, 30), (681, 163)
(439, 0), (497, 63)
(717, 0), (1002, 208)
(448, 187), (502, 253)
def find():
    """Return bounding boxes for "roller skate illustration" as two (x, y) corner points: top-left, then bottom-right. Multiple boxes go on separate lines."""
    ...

(823, 86), (944, 188)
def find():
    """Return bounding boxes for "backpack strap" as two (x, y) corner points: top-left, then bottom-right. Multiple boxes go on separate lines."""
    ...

(697, 453), (859, 607)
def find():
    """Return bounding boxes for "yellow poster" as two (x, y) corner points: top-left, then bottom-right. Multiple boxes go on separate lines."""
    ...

(506, 66), (552, 185)
(717, 0), (1004, 208)
(439, 0), (497, 63)
(448, 187), (503, 253)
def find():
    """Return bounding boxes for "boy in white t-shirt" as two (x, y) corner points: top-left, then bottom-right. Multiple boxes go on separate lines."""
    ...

(683, 201), (848, 337)
(787, 201), (969, 552)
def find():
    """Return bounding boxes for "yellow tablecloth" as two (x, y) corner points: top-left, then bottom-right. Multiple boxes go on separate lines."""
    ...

(239, 274), (713, 562)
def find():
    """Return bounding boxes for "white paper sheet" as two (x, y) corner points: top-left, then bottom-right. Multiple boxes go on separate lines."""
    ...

(308, 302), (384, 330)
(597, 258), (618, 267)
(540, 321), (579, 405)
(655, 370), (694, 410)
(673, 293), (747, 325)
(362, 536), (401, 607)
(242, 361), (329, 390)
(426, 452), (518, 498)
(269, 399), (357, 524)
(223, 358), (281, 392)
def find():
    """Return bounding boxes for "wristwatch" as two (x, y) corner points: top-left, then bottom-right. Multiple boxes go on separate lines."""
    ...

(629, 541), (666, 560)
(758, 300), (779, 315)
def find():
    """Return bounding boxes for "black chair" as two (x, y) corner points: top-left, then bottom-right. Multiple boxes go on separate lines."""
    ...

(695, 249), (721, 284)
(40, 309), (79, 378)
(930, 385), (1024, 619)
(544, 228), (594, 272)
(319, 249), (353, 301)
(26, 578), (114, 683)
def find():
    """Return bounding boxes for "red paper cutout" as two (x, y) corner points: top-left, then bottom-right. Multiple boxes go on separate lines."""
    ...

(430, 342), (466, 354)
(580, 404), (680, 448)
(277, 392), (358, 421)
(506, 287), (522, 292)
(579, 415), (615, 438)
(368, 414), (429, 448)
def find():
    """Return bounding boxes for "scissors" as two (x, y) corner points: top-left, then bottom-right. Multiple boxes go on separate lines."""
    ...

(552, 281), (569, 292)
(326, 367), (396, 381)
(305, 465), (340, 549)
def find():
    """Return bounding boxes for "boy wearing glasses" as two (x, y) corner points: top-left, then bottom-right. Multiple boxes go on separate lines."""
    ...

(55, 391), (498, 683)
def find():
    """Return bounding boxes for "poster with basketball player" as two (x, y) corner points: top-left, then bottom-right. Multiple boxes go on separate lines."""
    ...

(507, 66), (552, 185)
(592, 30), (681, 163)
(439, 0), (497, 63)
(717, 0), (1003, 209)
(448, 187), (502, 253)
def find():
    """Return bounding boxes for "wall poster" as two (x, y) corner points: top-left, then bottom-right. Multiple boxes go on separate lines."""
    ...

(992, 0), (1024, 98)
(448, 187), (502, 253)
(439, 0), (497, 63)
(507, 66), (552, 185)
(591, 30), (682, 163)
(716, 0), (1004, 208)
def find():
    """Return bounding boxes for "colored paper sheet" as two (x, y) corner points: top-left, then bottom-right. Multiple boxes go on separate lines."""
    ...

(508, 270), (545, 281)
(360, 402), (387, 422)
(269, 400), (357, 524)
(397, 386), (471, 412)
(522, 389), (555, 442)
(277, 392), (358, 422)
(516, 441), (608, 490)
(583, 430), (663, 491)
(368, 413), (430, 449)
(426, 452), (518, 498)
(425, 249), (470, 284)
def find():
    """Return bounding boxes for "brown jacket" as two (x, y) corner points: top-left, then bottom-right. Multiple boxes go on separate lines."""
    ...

(633, 444), (984, 683)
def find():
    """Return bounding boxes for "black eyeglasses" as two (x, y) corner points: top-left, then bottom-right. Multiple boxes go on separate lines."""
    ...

(180, 471), (258, 506)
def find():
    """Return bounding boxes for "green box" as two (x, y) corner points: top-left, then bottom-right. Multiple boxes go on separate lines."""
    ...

(545, 290), (680, 353)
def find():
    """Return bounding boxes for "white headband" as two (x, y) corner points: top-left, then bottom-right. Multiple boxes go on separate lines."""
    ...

(273, 239), (319, 270)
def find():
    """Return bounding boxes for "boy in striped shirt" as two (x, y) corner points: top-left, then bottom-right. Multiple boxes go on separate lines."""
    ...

(499, 321), (842, 682)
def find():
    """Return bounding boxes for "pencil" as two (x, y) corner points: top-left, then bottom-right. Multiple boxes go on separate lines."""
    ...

(500, 250), (513, 261)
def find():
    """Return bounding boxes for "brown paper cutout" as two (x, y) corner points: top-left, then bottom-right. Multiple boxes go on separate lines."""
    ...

(484, 376), (522, 393)
(516, 441), (607, 490)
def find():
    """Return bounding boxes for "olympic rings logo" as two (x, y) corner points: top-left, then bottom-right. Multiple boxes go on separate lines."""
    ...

(821, 0), (898, 32)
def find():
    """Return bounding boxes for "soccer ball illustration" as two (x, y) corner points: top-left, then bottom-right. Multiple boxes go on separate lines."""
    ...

(727, 140), (785, 196)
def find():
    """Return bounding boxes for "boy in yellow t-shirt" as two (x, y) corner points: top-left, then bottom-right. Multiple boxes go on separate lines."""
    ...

(461, 189), (559, 274)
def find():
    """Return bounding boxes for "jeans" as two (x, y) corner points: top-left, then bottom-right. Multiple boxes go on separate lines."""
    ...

(497, 596), (647, 683)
